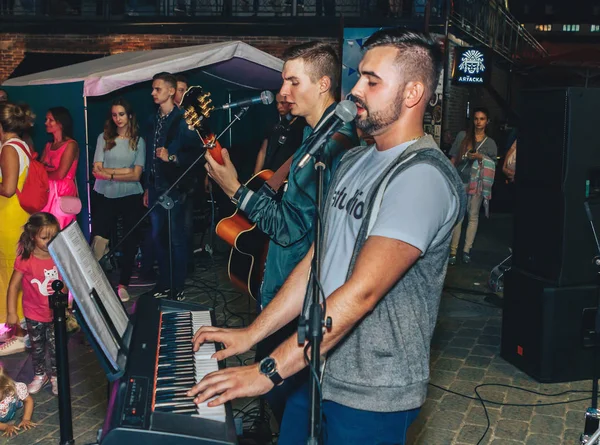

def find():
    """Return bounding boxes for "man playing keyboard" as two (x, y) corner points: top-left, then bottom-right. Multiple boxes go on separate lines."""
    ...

(188, 28), (467, 444)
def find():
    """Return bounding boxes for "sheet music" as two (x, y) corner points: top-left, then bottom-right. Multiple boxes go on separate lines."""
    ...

(49, 222), (130, 370)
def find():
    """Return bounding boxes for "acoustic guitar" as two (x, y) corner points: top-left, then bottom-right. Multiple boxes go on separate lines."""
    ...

(215, 169), (292, 301)
(180, 86), (287, 300)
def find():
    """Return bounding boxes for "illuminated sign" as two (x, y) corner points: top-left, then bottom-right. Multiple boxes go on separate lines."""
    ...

(453, 47), (491, 86)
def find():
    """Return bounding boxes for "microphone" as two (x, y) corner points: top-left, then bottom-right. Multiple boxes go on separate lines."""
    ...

(217, 91), (274, 110)
(297, 100), (357, 170)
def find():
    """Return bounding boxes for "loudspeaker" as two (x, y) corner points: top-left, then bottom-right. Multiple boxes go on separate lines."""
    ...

(501, 268), (598, 383)
(513, 88), (600, 286)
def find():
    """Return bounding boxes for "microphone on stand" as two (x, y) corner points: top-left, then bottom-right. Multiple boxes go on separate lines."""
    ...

(216, 91), (275, 110)
(297, 100), (357, 170)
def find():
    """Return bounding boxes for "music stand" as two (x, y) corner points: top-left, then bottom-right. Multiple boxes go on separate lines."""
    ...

(49, 221), (133, 380)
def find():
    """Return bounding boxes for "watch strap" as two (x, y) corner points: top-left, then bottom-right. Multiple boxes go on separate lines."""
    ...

(230, 184), (246, 206)
(269, 371), (283, 386)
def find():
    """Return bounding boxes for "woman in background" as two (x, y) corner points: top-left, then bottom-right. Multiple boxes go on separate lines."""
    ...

(91, 98), (145, 302)
(41, 107), (79, 229)
(449, 107), (498, 265)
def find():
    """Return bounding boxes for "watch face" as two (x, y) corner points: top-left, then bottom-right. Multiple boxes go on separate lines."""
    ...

(260, 358), (276, 375)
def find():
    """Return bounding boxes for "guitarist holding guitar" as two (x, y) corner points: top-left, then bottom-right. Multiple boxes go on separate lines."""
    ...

(204, 41), (357, 425)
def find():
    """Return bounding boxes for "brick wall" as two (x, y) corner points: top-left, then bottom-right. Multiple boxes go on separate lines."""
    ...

(0, 33), (339, 81)
(443, 40), (470, 142)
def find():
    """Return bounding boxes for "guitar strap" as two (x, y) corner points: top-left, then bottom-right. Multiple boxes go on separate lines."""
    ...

(264, 155), (293, 193)
(263, 131), (355, 193)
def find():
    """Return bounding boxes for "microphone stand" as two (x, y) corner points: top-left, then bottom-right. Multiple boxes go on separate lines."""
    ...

(297, 149), (333, 445)
(581, 200), (600, 445)
(100, 106), (250, 300)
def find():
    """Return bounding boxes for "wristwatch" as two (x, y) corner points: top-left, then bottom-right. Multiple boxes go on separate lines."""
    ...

(230, 185), (246, 206)
(168, 154), (177, 163)
(259, 357), (283, 386)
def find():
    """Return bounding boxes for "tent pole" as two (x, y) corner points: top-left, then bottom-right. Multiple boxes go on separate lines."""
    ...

(84, 95), (92, 238)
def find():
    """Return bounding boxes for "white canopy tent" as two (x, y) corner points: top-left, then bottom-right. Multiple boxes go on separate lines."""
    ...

(3, 41), (284, 239)
(3, 40), (284, 95)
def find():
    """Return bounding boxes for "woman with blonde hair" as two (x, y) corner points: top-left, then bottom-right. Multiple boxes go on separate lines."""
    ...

(0, 102), (35, 355)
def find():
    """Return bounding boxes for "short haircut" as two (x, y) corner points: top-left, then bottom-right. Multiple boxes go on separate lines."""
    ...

(282, 41), (340, 94)
(175, 74), (188, 85)
(363, 28), (443, 97)
(152, 72), (177, 90)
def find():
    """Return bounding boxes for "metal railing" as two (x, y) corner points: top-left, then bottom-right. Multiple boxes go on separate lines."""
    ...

(0, 0), (447, 18)
(450, 0), (548, 61)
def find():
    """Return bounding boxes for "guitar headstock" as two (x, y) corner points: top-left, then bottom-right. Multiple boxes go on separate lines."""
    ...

(181, 86), (215, 131)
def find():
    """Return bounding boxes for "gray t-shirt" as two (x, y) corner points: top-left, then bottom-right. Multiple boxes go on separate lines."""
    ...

(450, 131), (497, 183)
(93, 133), (146, 199)
(320, 141), (458, 299)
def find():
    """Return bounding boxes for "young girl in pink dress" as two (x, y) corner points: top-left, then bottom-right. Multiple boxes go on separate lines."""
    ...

(40, 107), (79, 229)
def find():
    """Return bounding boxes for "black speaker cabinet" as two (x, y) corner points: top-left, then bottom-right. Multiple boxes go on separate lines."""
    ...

(501, 268), (598, 383)
(513, 87), (600, 286)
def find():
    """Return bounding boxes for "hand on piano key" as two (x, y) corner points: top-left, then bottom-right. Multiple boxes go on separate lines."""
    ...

(191, 326), (255, 362)
(186, 363), (274, 407)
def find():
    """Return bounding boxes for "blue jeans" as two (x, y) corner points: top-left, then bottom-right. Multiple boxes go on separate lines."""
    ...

(149, 192), (187, 291)
(279, 382), (420, 445)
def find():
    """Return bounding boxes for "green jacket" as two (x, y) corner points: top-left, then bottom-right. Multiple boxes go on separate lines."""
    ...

(236, 102), (357, 307)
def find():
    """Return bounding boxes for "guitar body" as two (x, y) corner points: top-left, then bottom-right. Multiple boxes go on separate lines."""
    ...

(216, 170), (274, 300)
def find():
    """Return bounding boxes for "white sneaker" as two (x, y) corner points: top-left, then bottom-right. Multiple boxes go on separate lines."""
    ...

(50, 376), (58, 396)
(28, 374), (49, 394)
(118, 287), (130, 302)
(0, 336), (26, 356)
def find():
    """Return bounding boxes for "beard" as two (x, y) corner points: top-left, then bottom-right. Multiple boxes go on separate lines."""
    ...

(354, 89), (403, 136)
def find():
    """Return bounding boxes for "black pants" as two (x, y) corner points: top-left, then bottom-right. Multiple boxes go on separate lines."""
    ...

(92, 192), (143, 287)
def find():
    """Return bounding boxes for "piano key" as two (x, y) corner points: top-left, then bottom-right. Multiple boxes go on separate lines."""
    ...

(153, 309), (227, 422)
(155, 400), (197, 409)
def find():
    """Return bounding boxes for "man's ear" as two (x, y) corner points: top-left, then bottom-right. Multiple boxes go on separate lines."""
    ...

(403, 81), (426, 108)
(319, 76), (332, 94)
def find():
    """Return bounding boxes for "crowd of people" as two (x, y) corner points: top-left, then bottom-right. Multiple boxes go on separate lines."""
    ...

(0, 28), (520, 441)
(0, 70), (206, 415)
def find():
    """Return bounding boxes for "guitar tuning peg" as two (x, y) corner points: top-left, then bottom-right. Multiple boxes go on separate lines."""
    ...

(202, 106), (215, 118)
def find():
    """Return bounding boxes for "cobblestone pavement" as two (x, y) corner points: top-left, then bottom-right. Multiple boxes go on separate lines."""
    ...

(0, 214), (593, 444)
